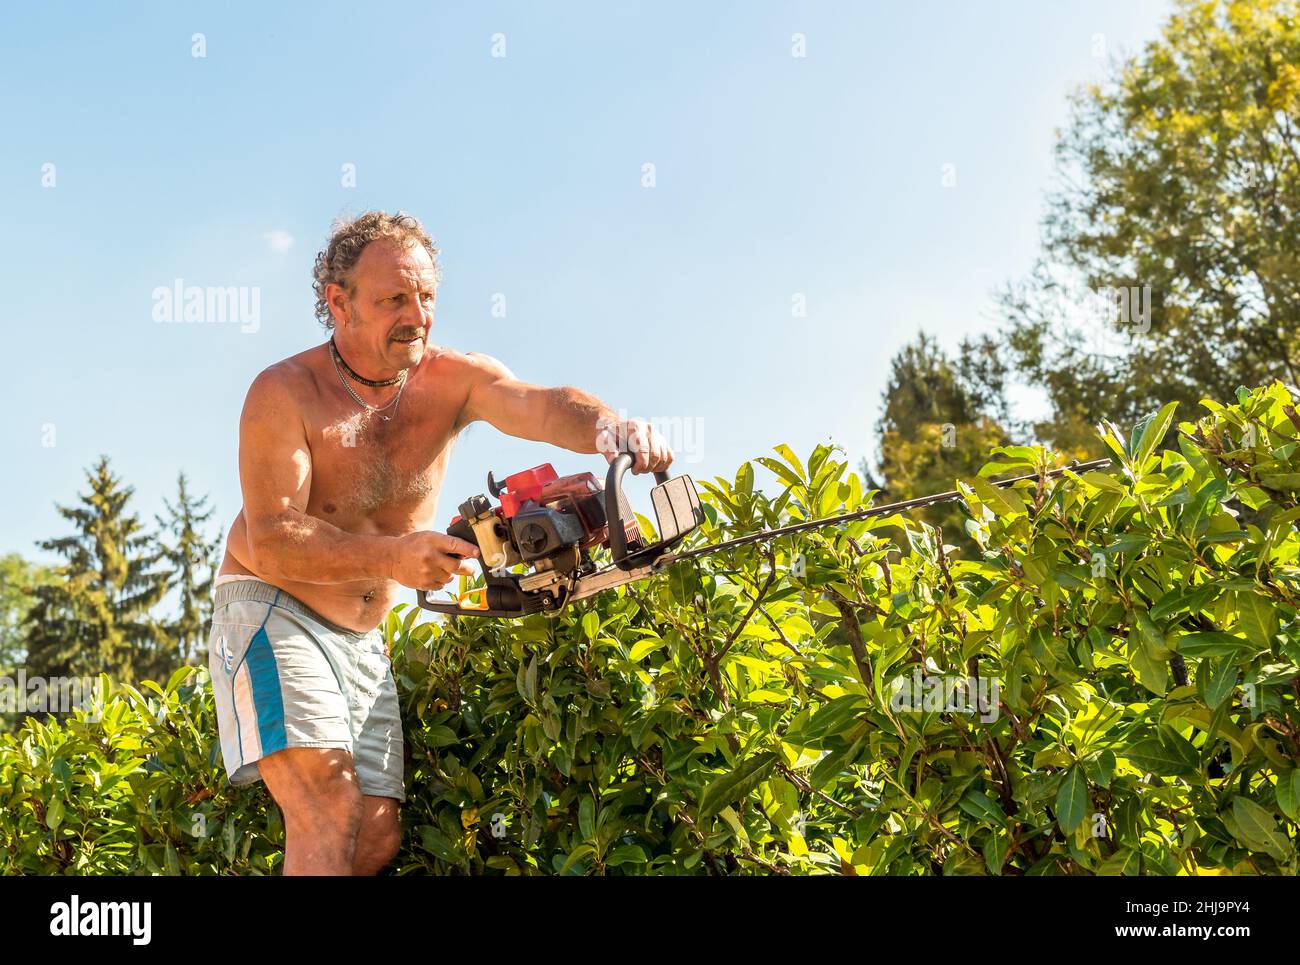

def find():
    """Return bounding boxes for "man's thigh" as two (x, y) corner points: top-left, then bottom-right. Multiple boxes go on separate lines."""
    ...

(346, 630), (407, 802)
(209, 600), (354, 786)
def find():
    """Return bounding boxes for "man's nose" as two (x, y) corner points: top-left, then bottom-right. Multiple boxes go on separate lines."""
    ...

(399, 300), (431, 327)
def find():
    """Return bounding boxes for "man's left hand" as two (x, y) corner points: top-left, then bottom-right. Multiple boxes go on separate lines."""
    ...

(596, 417), (674, 475)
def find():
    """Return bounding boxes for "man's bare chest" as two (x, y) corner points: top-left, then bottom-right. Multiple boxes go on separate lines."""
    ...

(308, 397), (457, 520)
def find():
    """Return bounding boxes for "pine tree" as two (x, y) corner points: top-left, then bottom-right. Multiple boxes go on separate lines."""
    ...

(156, 473), (219, 667)
(24, 456), (172, 683)
(865, 333), (1016, 554)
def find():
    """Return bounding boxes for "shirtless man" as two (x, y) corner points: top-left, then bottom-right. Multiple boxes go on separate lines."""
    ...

(208, 211), (673, 875)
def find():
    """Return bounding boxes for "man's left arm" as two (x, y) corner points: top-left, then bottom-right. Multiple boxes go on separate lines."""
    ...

(456, 352), (673, 474)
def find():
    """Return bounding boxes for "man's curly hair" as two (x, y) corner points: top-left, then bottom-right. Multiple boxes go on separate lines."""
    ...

(312, 210), (440, 329)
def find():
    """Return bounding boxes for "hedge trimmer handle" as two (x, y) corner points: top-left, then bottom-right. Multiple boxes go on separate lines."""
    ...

(605, 450), (702, 571)
(416, 573), (548, 619)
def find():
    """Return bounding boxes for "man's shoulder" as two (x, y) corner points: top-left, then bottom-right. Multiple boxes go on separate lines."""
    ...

(425, 346), (517, 433)
(432, 346), (515, 381)
(244, 346), (325, 410)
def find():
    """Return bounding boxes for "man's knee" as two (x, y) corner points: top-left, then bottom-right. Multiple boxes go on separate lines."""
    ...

(355, 830), (400, 876)
(354, 797), (402, 875)
(259, 747), (364, 834)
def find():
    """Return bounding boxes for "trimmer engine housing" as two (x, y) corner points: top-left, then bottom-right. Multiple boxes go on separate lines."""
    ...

(418, 453), (704, 618)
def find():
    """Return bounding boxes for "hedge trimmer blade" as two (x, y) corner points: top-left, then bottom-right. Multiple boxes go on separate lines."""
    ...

(660, 457), (1114, 565)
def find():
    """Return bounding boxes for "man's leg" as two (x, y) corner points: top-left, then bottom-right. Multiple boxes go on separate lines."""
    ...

(258, 746), (363, 875)
(347, 625), (405, 875)
(353, 796), (402, 875)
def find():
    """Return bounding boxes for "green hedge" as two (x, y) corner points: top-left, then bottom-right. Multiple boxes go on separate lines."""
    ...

(4, 384), (1300, 874)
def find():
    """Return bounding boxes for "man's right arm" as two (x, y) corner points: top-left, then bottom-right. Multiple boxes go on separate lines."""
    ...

(238, 368), (477, 587)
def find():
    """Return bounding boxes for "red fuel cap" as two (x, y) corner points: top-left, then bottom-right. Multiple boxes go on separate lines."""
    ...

(500, 464), (558, 517)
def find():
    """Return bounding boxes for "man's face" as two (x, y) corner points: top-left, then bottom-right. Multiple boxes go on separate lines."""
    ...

(330, 238), (437, 372)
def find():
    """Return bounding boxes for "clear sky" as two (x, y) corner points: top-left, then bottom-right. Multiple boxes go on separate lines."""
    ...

(0, 0), (1173, 562)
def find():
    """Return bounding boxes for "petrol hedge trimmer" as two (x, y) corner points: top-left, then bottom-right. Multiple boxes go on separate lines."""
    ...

(416, 449), (1113, 619)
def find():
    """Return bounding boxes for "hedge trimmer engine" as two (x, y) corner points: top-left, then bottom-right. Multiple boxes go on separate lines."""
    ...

(457, 465), (626, 573)
(417, 453), (705, 618)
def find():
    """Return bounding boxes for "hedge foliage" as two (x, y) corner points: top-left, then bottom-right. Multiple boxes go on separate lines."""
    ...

(4, 383), (1300, 874)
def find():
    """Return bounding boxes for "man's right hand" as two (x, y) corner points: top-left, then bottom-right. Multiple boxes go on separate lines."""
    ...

(389, 532), (481, 589)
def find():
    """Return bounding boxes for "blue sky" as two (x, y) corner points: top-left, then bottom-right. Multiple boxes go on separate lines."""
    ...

(0, 0), (1173, 561)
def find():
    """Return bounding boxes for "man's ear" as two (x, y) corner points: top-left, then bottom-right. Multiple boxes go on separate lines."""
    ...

(326, 282), (351, 327)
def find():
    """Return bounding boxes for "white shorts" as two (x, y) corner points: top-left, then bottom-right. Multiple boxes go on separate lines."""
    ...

(206, 577), (405, 801)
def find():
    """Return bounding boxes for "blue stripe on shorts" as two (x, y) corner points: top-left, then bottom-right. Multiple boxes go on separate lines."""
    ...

(246, 625), (287, 753)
